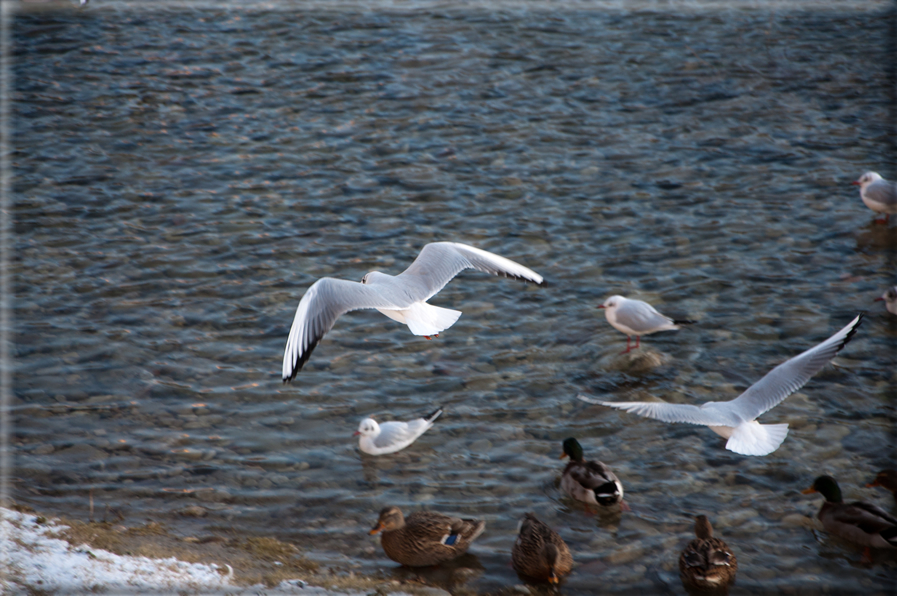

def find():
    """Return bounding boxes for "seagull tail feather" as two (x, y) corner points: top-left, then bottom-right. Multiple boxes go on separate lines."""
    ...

(726, 422), (789, 456)
(404, 303), (462, 336)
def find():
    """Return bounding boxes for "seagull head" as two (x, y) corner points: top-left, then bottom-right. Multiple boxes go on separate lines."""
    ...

(354, 417), (380, 437)
(853, 171), (882, 188)
(875, 286), (897, 305)
(599, 295), (624, 311)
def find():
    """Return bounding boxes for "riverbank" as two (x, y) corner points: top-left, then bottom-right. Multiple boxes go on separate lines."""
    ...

(1, 504), (465, 595)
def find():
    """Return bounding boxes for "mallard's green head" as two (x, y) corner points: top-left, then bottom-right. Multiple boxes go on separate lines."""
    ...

(802, 475), (843, 503)
(560, 437), (584, 462)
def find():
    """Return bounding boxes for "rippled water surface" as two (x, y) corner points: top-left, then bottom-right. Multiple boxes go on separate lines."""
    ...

(12, 1), (897, 593)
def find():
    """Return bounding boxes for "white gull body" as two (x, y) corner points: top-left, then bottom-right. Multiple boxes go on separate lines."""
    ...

(282, 242), (545, 381)
(354, 407), (443, 455)
(579, 315), (863, 456)
(853, 172), (897, 222)
(600, 295), (693, 353)
(875, 286), (897, 315)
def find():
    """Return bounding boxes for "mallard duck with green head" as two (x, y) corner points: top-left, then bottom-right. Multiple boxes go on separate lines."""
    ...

(369, 505), (486, 567)
(802, 475), (897, 557)
(511, 513), (574, 585)
(559, 437), (624, 512)
(679, 515), (737, 594)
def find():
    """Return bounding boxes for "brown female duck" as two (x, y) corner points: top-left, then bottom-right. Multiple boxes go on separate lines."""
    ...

(679, 515), (737, 594)
(867, 469), (897, 501)
(369, 506), (485, 567)
(511, 513), (573, 584)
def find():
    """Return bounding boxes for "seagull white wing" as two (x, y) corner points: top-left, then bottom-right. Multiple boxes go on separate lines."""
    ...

(397, 242), (545, 302)
(615, 299), (672, 333)
(865, 181), (897, 208)
(282, 278), (405, 382)
(727, 314), (862, 422)
(577, 394), (732, 426)
(372, 420), (419, 449)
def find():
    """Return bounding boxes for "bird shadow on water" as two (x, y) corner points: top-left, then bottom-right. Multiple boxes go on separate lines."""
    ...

(854, 221), (897, 254)
(385, 553), (485, 591)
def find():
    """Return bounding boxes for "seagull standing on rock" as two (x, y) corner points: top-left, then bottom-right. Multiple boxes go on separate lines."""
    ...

(853, 171), (897, 224)
(282, 242), (545, 381)
(599, 295), (695, 354)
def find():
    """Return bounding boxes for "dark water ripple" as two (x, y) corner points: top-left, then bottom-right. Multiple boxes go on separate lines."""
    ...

(11, 1), (897, 594)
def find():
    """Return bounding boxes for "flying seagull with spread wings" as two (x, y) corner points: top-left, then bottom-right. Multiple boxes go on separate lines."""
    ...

(282, 242), (545, 382)
(579, 314), (862, 456)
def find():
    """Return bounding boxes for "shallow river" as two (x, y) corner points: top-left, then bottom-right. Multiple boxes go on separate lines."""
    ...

(11, 1), (897, 593)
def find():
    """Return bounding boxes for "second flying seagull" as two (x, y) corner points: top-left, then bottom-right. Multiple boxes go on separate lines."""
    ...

(579, 315), (862, 456)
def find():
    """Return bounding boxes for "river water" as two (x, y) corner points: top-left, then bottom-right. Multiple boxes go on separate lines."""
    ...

(11, 1), (897, 593)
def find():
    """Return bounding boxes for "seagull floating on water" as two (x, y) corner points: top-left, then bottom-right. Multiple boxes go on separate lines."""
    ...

(853, 172), (897, 224)
(874, 286), (897, 315)
(282, 242), (545, 381)
(354, 407), (443, 456)
(599, 295), (695, 354)
(579, 314), (863, 456)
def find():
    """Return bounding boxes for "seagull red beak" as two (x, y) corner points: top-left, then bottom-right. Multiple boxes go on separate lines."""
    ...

(353, 431), (361, 436)
(852, 181), (861, 186)
(597, 305), (606, 309)
(874, 297), (884, 302)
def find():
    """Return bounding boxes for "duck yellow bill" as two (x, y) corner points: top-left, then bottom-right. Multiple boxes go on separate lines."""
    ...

(801, 487), (817, 495)
(559, 453), (568, 460)
(548, 571), (559, 585)
(369, 523), (384, 535)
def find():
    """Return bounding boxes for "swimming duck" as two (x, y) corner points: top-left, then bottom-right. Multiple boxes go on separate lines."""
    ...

(679, 515), (737, 594)
(802, 475), (897, 556)
(867, 469), (897, 501)
(369, 506), (486, 567)
(512, 513), (573, 585)
(559, 438), (624, 511)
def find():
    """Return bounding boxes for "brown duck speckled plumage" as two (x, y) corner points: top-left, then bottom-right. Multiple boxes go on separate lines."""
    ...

(679, 515), (737, 594)
(369, 506), (485, 567)
(511, 513), (573, 584)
